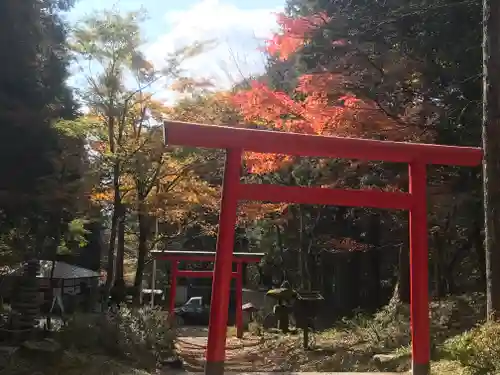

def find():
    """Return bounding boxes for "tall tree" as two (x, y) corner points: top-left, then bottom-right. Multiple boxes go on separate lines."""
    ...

(71, 8), (213, 288)
(71, 10), (153, 287)
(0, 0), (81, 260)
(482, 0), (500, 320)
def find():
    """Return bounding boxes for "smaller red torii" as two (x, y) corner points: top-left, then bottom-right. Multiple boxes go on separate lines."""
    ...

(151, 250), (263, 338)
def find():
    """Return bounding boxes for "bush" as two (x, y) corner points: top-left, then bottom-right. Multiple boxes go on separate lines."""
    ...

(430, 359), (469, 375)
(333, 305), (411, 350)
(57, 307), (175, 370)
(248, 321), (263, 336)
(333, 294), (485, 353)
(442, 322), (500, 375)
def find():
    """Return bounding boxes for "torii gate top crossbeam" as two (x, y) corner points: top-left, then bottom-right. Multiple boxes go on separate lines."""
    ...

(164, 121), (482, 166)
(151, 250), (264, 263)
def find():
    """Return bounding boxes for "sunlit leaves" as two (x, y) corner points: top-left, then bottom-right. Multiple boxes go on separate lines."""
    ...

(230, 75), (406, 173)
(166, 91), (240, 125)
(265, 12), (330, 61)
(238, 202), (288, 225)
(70, 9), (147, 65)
(229, 9), (420, 175)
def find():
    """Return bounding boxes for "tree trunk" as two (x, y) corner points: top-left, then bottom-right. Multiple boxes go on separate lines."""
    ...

(321, 252), (334, 298)
(133, 207), (149, 298)
(106, 161), (120, 290)
(397, 244), (410, 304)
(347, 252), (361, 310)
(432, 232), (447, 298)
(115, 205), (125, 284)
(298, 208), (308, 290)
(307, 251), (318, 291)
(367, 214), (381, 309)
(47, 212), (63, 329)
(290, 205), (307, 290)
(482, 0), (500, 321)
(276, 225), (288, 282)
(334, 254), (351, 315)
(473, 219), (486, 288)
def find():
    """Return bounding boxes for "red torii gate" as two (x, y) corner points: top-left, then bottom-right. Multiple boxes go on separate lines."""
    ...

(163, 120), (482, 375)
(151, 250), (263, 338)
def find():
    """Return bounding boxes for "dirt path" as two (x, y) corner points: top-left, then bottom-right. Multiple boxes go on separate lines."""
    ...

(174, 327), (286, 372)
(173, 327), (402, 374)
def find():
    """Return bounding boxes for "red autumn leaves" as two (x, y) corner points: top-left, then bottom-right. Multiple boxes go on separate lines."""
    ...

(229, 12), (406, 174)
(230, 12), (406, 247)
(265, 12), (330, 61)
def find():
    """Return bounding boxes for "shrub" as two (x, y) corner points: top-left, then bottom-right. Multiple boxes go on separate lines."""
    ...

(335, 294), (485, 353)
(442, 322), (500, 375)
(57, 307), (175, 370)
(334, 305), (411, 350)
(248, 321), (263, 336)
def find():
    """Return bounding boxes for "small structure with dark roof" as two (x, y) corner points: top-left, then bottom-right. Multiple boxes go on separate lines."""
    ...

(1, 260), (100, 312)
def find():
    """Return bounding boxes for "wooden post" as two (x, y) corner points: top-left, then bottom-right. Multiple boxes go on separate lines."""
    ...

(205, 149), (241, 375)
(409, 162), (430, 375)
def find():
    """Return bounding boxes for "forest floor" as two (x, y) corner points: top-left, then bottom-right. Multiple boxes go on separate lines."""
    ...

(176, 326), (294, 372)
(173, 293), (486, 374)
(175, 326), (406, 373)
(0, 293), (491, 374)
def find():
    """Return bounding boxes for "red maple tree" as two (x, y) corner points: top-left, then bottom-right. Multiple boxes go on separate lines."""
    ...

(232, 12), (427, 174)
(232, 75), (409, 173)
(231, 12), (426, 255)
(265, 12), (331, 61)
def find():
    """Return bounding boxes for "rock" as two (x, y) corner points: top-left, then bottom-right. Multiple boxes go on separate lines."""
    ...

(373, 352), (411, 371)
(374, 353), (398, 362)
(21, 338), (62, 363)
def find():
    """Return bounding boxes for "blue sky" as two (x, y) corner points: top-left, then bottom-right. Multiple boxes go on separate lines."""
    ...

(65, 0), (284, 102)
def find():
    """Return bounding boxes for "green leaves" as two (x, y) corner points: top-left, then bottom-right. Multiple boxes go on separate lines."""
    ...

(71, 9), (146, 63)
(57, 218), (90, 254)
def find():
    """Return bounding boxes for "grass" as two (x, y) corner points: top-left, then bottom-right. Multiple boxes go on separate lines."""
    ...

(431, 360), (469, 375)
(239, 293), (488, 373)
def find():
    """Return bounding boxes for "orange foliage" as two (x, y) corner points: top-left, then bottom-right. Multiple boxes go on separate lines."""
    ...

(237, 202), (288, 224)
(231, 76), (407, 173)
(90, 189), (113, 204)
(230, 12), (423, 173)
(266, 12), (330, 60)
(228, 12), (416, 245)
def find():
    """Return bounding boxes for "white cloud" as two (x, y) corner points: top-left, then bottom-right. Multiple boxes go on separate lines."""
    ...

(144, 0), (282, 94)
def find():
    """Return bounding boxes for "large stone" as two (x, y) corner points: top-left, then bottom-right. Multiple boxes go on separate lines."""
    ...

(21, 338), (62, 363)
(372, 353), (411, 371)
